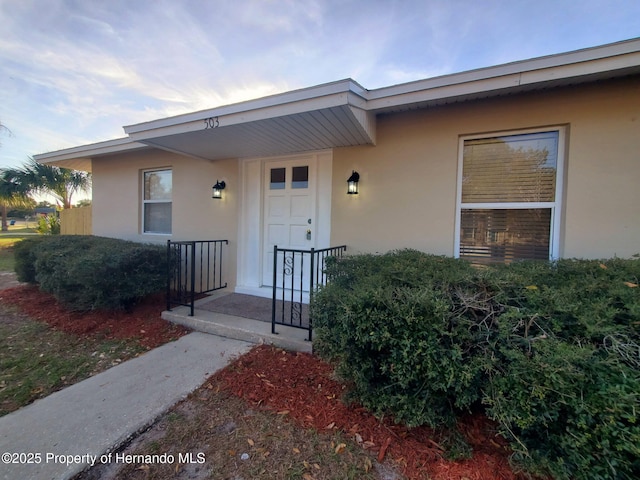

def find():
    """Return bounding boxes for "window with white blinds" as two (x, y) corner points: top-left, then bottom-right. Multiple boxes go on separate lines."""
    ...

(142, 169), (172, 234)
(456, 129), (564, 264)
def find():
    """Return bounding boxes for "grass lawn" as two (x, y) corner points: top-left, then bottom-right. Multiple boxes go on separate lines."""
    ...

(3, 227), (37, 234)
(0, 304), (146, 416)
(0, 242), (182, 416)
(1, 220), (38, 235)
(0, 233), (35, 271)
(0, 237), (21, 271)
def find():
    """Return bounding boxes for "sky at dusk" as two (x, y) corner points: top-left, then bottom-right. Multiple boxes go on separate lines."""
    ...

(1, 0), (639, 171)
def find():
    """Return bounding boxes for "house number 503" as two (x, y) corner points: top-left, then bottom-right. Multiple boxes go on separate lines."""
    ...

(204, 116), (220, 129)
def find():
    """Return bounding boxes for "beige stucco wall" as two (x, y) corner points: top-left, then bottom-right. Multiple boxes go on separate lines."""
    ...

(91, 149), (239, 286)
(331, 76), (640, 259)
(90, 74), (638, 289)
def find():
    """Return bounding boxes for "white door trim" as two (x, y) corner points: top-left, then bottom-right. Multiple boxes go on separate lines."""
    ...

(236, 150), (333, 297)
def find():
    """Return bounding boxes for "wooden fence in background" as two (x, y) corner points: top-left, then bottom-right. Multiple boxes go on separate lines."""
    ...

(60, 206), (92, 235)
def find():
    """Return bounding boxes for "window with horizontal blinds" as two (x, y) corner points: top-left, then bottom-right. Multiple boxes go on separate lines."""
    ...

(462, 132), (558, 203)
(457, 129), (563, 264)
(460, 209), (551, 263)
(144, 203), (172, 234)
(143, 169), (172, 234)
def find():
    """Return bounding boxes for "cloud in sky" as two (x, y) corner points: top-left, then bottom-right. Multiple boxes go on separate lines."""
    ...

(0, 0), (639, 169)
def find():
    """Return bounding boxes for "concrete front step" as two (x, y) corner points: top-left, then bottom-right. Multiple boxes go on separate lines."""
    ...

(161, 302), (313, 354)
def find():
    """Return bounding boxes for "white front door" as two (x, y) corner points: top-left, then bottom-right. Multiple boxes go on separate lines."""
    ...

(262, 158), (316, 288)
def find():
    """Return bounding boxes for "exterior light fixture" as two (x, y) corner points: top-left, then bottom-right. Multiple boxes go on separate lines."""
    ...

(347, 170), (360, 195)
(212, 180), (226, 199)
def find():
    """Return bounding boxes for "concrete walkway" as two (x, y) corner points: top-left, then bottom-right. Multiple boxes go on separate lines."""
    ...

(0, 332), (251, 480)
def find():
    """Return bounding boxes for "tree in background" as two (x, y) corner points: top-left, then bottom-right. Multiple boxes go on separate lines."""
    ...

(0, 176), (30, 231)
(0, 121), (30, 231)
(6, 198), (37, 218)
(1, 158), (91, 210)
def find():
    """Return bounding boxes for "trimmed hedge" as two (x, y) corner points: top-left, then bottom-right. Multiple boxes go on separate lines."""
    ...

(13, 236), (48, 283)
(312, 250), (640, 479)
(14, 235), (167, 311)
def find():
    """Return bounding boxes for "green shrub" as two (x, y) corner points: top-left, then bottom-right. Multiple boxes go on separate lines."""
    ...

(35, 214), (60, 235)
(13, 236), (48, 283)
(312, 251), (489, 427)
(312, 250), (640, 479)
(486, 337), (640, 479)
(488, 258), (640, 343)
(14, 235), (167, 311)
(484, 259), (640, 479)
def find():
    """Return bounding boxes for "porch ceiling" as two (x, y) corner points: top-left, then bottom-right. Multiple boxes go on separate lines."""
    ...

(126, 97), (376, 161)
(132, 105), (374, 161)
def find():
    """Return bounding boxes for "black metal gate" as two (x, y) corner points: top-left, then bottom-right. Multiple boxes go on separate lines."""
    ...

(271, 245), (346, 341)
(166, 240), (228, 316)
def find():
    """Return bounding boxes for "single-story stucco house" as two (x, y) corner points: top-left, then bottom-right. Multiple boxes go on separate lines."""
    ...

(35, 38), (640, 302)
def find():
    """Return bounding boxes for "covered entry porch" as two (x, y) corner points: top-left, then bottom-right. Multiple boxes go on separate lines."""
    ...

(163, 240), (346, 353)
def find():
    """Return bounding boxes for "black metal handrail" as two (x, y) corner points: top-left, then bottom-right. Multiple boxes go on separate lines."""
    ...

(166, 239), (228, 316)
(271, 245), (347, 341)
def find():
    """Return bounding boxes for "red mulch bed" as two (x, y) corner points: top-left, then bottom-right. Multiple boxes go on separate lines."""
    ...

(214, 345), (526, 480)
(1, 285), (526, 478)
(0, 285), (189, 349)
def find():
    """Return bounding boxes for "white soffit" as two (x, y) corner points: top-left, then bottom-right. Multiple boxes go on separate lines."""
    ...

(132, 105), (375, 161)
(124, 81), (375, 161)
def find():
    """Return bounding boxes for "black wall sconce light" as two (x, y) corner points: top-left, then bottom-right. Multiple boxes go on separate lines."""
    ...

(212, 180), (226, 199)
(347, 170), (360, 194)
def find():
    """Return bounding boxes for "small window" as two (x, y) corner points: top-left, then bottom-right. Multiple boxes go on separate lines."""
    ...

(291, 166), (309, 189)
(270, 168), (285, 190)
(456, 129), (564, 264)
(143, 169), (172, 234)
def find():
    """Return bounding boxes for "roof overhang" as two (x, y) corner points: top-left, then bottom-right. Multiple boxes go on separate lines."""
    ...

(366, 37), (640, 113)
(33, 137), (149, 172)
(123, 79), (376, 161)
(35, 38), (640, 170)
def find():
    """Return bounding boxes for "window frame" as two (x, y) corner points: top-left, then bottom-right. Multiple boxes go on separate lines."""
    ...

(141, 168), (172, 235)
(454, 126), (566, 262)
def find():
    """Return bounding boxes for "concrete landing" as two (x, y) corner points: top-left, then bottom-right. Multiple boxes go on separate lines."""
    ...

(162, 293), (313, 353)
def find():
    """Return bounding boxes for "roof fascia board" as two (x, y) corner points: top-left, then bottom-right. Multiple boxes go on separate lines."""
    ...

(367, 38), (640, 109)
(124, 79), (368, 135)
(519, 52), (640, 85)
(127, 90), (368, 141)
(33, 137), (147, 163)
(368, 75), (522, 111)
